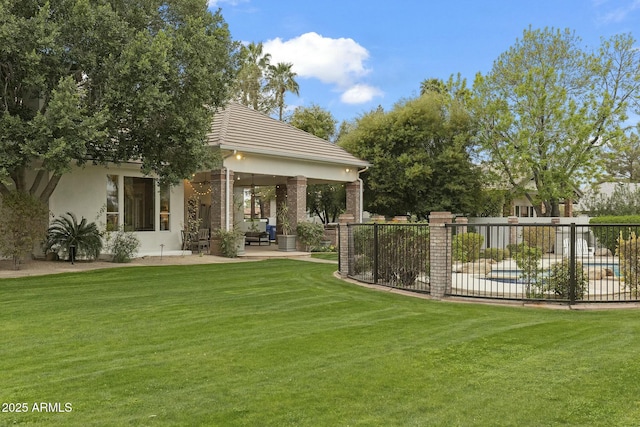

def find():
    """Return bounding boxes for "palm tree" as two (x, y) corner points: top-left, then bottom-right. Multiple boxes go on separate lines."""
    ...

(266, 62), (300, 121)
(234, 42), (274, 113)
(44, 212), (103, 261)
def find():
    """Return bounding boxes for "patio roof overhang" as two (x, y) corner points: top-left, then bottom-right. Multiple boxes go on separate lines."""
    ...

(207, 102), (370, 184)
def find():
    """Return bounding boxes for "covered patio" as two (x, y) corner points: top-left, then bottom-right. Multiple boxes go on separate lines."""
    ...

(185, 103), (369, 254)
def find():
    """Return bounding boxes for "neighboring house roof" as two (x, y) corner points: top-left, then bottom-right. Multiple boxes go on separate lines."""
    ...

(577, 182), (640, 211)
(207, 102), (370, 168)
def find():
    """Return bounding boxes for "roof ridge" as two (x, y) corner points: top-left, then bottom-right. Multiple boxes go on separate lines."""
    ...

(230, 101), (337, 145)
(218, 103), (232, 143)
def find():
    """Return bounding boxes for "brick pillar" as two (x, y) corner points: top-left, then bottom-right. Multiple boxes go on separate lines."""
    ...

(507, 216), (518, 246)
(429, 211), (454, 299)
(287, 176), (307, 250)
(564, 200), (573, 217)
(275, 184), (287, 237)
(455, 216), (468, 234)
(338, 214), (354, 278)
(210, 169), (233, 255)
(370, 214), (386, 223)
(345, 181), (361, 223)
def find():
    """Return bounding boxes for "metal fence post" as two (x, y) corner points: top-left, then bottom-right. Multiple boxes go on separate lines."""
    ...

(338, 214), (354, 278)
(373, 222), (379, 284)
(569, 223), (576, 304)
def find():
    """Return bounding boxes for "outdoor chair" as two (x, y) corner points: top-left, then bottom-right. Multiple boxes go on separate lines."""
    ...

(198, 229), (210, 253)
(181, 230), (198, 252)
(563, 238), (594, 258)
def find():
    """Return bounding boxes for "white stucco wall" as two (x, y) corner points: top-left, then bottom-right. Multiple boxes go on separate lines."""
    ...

(48, 163), (185, 256)
(225, 154), (359, 183)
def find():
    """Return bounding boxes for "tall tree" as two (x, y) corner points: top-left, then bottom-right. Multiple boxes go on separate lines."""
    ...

(0, 0), (236, 203)
(473, 27), (640, 216)
(603, 125), (640, 183)
(288, 105), (342, 223)
(233, 41), (274, 113)
(339, 90), (483, 219)
(288, 104), (337, 141)
(266, 62), (299, 121)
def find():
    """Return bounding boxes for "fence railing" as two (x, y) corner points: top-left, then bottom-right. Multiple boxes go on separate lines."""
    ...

(451, 222), (640, 303)
(347, 223), (431, 293)
(344, 220), (640, 304)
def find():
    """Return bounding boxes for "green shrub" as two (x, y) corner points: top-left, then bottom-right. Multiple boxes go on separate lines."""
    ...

(545, 259), (587, 299)
(511, 243), (544, 298)
(522, 226), (555, 253)
(105, 229), (140, 263)
(296, 222), (324, 251)
(350, 225), (375, 277)
(590, 216), (640, 255)
(481, 248), (509, 262)
(349, 224), (429, 286)
(215, 229), (244, 258)
(377, 225), (430, 287)
(44, 212), (103, 261)
(617, 231), (640, 297)
(453, 232), (484, 262)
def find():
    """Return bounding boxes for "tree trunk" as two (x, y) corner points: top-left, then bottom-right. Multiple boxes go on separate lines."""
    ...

(38, 174), (61, 204)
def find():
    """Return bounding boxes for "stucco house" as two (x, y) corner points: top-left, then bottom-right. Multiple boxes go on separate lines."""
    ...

(47, 103), (369, 256)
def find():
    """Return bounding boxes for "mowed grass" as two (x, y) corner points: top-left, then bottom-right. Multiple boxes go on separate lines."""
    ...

(310, 252), (338, 261)
(2, 260), (640, 426)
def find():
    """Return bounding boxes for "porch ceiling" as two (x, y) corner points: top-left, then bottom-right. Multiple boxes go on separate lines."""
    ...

(233, 172), (343, 186)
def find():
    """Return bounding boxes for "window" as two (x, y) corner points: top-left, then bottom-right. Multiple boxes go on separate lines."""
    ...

(106, 175), (119, 231)
(124, 177), (155, 231)
(515, 205), (535, 218)
(159, 183), (170, 231)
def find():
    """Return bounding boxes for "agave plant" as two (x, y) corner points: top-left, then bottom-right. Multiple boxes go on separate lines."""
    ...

(44, 212), (103, 261)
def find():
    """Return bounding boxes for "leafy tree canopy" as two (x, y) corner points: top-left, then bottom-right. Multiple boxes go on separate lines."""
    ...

(602, 125), (640, 183)
(339, 87), (483, 219)
(288, 104), (337, 141)
(232, 41), (299, 120)
(473, 27), (640, 216)
(287, 104), (343, 223)
(0, 0), (237, 202)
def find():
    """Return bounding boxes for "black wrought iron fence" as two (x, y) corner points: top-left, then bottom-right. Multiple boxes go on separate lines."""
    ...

(449, 223), (640, 303)
(347, 223), (430, 293)
(345, 221), (640, 304)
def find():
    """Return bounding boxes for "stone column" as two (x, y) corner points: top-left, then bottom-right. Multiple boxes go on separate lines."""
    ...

(455, 216), (468, 234)
(507, 216), (518, 246)
(287, 176), (307, 250)
(429, 211), (454, 299)
(338, 213), (354, 278)
(210, 169), (233, 255)
(345, 181), (361, 222)
(275, 184), (287, 238)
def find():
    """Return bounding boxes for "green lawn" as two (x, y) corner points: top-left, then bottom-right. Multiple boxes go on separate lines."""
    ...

(2, 259), (640, 426)
(310, 252), (338, 261)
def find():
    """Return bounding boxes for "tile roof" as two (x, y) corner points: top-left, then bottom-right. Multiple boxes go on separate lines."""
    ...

(207, 102), (369, 168)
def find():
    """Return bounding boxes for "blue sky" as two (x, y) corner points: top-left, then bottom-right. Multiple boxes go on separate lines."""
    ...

(209, 0), (640, 124)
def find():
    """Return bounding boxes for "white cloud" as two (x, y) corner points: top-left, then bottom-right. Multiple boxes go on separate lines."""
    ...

(340, 84), (384, 104)
(596, 0), (640, 23)
(208, 0), (248, 8)
(264, 32), (383, 104)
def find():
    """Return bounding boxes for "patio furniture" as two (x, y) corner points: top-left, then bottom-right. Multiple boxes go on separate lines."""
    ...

(181, 230), (198, 251)
(198, 229), (210, 253)
(563, 238), (594, 258)
(245, 231), (270, 246)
